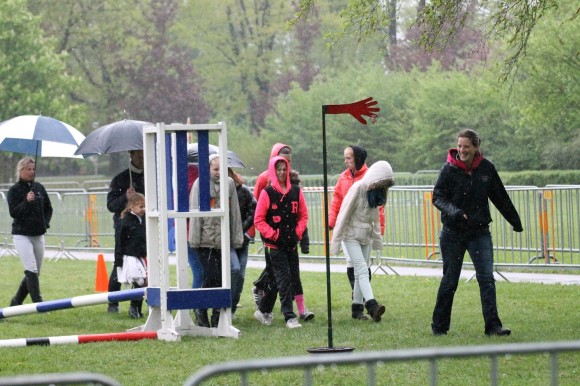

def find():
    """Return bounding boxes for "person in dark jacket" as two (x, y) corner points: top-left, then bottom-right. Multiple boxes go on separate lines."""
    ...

(116, 193), (147, 319)
(431, 129), (523, 337)
(228, 168), (256, 315)
(288, 169), (314, 321)
(106, 150), (145, 313)
(7, 157), (53, 306)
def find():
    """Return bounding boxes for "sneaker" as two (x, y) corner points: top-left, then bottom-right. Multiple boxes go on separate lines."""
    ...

(265, 313), (274, 325)
(254, 310), (272, 326)
(251, 287), (262, 309)
(286, 317), (302, 329)
(300, 310), (315, 322)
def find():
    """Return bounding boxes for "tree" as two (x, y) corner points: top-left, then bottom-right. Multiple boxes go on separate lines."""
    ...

(117, 1), (210, 124)
(0, 0), (84, 182)
(294, 0), (576, 81)
(29, 0), (209, 174)
(387, 1), (490, 72)
(509, 0), (580, 169)
(176, 0), (323, 135)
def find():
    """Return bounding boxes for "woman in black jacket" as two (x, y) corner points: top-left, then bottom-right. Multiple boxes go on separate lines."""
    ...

(431, 129), (523, 337)
(7, 157), (53, 306)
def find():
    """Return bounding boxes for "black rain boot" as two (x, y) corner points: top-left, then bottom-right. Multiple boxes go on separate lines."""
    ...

(347, 267), (355, 290)
(210, 309), (220, 328)
(365, 299), (386, 323)
(195, 309), (210, 327)
(351, 303), (369, 320)
(128, 300), (140, 319)
(137, 299), (144, 318)
(24, 270), (43, 303)
(10, 276), (29, 306)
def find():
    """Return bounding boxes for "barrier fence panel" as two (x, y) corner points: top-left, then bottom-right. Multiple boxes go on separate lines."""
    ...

(183, 340), (580, 386)
(0, 186), (578, 267)
(59, 192), (115, 252)
(0, 192), (17, 257)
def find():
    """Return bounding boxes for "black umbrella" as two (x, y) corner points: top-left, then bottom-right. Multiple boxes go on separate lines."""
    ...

(74, 119), (152, 156)
(187, 143), (245, 168)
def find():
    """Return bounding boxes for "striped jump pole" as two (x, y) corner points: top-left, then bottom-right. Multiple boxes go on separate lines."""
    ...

(0, 288), (145, 319)
(0, 331), (158, 348)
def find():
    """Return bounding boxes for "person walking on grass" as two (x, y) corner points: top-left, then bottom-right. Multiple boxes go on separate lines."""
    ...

(7, 157), (53, 306)
(431, 128), (523, 337)
(251, 143), (314, 322)
(228, 167), (256, 316)
(330, 160), (394, 322)
(116, 193), (148, 319)
(106, 150), (145, 313)
(253, 156), (308, 329)
(189, 155), (244, 328)
(328, 145), (385, 303)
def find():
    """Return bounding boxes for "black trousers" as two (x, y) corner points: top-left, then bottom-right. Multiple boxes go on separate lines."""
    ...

(259, 248), (296, 322)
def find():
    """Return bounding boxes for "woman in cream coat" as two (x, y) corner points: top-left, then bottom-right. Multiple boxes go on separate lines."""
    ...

(330, 161), (394, 322)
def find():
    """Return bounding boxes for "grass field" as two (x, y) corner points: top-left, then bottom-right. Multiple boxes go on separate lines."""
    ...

(0, 256), (579, 385)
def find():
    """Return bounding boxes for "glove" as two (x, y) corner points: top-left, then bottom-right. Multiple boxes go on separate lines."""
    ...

(300, 243), (310, 255)
(513, 225), (523, 233)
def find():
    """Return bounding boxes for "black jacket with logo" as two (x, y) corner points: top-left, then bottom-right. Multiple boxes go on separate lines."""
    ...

(432, 149), (523, 232)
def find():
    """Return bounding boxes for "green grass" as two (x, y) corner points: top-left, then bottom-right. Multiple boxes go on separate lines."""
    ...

(0, 256), (579, 385)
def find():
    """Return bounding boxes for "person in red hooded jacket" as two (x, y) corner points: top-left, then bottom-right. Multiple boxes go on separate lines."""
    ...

(251, 143), (314, 322)
(253, 156), (308, 328)
(329, 145), (385, 298)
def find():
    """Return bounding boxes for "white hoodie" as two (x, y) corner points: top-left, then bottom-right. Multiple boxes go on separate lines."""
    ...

(330, 161), (394, 255)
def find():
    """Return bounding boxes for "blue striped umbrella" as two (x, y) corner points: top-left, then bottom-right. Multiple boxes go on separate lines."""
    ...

(0, 115), (85, 158)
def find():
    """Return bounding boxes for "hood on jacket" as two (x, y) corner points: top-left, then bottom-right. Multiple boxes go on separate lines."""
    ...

(269, 143), (291, 160)
(350, 145), (367, 171)
(362, 161), (395, 191)
(447, 148), (483, 172)
(268, 156), (290, 194)
(208, 154), (220, 182)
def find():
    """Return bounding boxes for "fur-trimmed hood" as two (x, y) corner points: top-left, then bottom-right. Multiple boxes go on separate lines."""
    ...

(361, 161), (395, 190)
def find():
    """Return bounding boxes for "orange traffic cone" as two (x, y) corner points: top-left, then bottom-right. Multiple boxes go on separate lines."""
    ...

(95, 254), (109, 292)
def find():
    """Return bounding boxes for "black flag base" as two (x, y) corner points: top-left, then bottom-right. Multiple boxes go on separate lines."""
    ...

(307, 346), (355, 354)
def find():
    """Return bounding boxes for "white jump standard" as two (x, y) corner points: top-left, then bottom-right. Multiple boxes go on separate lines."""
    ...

(140, 121), (239, 340)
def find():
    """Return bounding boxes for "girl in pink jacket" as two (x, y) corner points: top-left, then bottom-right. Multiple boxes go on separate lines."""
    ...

(253, 156), (308, 329)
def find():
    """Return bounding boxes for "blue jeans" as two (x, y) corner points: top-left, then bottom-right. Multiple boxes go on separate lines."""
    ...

(230, 244), (248, 314)
(432, 227), (503, 334)
(188, 246), (204, 289)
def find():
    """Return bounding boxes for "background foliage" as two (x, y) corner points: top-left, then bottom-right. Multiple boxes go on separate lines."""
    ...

(0, 0), (577, 182)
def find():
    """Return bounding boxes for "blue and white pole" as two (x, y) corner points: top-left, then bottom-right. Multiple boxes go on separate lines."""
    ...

(0, 288), (145, 319)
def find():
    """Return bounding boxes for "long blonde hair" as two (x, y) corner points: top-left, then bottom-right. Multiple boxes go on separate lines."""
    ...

(121, 193), (145, 218)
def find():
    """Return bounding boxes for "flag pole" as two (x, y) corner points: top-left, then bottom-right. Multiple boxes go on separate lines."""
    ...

(307, 98), (379, 354)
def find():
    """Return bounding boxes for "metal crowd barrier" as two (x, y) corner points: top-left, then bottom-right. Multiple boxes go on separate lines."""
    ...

(1, 186), (579, 268)
(183, 340), (580, 386)
(0, 372), (121, 386)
